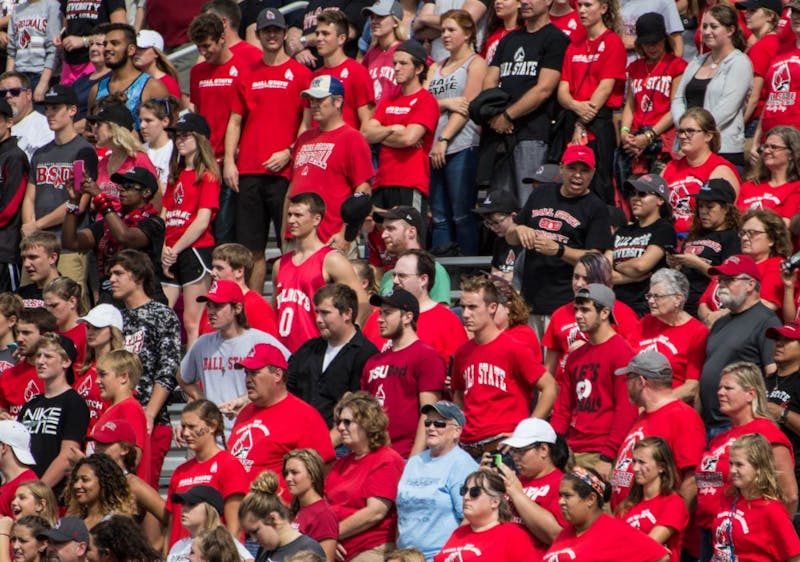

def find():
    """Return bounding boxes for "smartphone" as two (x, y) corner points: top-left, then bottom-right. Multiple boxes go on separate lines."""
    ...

(663, 244), (675, 255)
(492, 453), (503, 468)
(73, 160), (84, 193)
(6, 342), (16, 351)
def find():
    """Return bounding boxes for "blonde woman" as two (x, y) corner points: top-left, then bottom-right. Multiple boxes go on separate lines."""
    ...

(133, 30), (183, 102)
(362, 0), (408, 105)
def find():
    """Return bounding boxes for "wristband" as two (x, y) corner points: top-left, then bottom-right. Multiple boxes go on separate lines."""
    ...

(65, 202), (81, 215)
(781, 407), (789, 425)
(502, 110), (513, 122)
(555, 243), (565, 258)
(620, 127), (631, 133)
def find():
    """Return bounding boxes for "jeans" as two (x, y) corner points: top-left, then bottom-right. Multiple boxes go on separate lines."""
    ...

(430, 146), (479, 255)
(213, 182), (237, 245)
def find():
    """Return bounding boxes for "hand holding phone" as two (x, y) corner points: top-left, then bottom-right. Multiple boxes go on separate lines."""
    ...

(73, 160), (84, 194)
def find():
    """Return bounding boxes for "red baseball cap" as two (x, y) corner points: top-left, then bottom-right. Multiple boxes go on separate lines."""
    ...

(89, 419), (137, 444)
(197, 280), (244, 304)
(234, 343), (288, 370)
(708, 254), (761, 281)
(766, 322), (800, 340)
(561, 145), (596, 169)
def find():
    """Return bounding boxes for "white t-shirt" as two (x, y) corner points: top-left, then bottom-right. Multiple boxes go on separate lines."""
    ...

(145, 139), (174, 187)
(167, 535), (253, 562)
(13, 110), (54, 162)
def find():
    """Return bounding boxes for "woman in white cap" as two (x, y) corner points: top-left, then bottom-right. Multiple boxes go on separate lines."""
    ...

(133, 29), (183, 102)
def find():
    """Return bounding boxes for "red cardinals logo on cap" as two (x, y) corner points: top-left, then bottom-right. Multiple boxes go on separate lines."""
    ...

(102, 421), (117, 431)
(266, 10), (275, 18)
(208, 281), (219, 294)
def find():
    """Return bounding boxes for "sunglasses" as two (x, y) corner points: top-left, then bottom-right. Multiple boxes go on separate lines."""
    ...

(460, 485), (483, 498)
(0, 87), (28, 97)
(424, 419), (449, 428)
(336, 418), (353, 427)
(119, 182), (144, 191)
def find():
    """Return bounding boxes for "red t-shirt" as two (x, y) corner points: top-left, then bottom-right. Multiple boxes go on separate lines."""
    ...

(190, 55), (249, 158)
(165, 450), (250, 546)
(544, 513), (669, 562)
(434, 522), (538, 562)
(158, 74), (182, 102)
(778, 7), (795, 48)
(93, 396), (152, 485)
(505, 324), (542, 359)
(61, 322), (87, 372)
(294, 498), (339, 543)
(362, 43), (400, 104)
(631, 314), (708, 388)
(72, 364), (109, 433)
(230, 394), (335, 490)
(736, 180), (800, 219)
(550, 11), (586, 44)
(761, 48), (800, 134)
(162, 169), (220, 248)
(662, 153), (740, 234)
(325, 446), (404, 560)
(232, 58), (311, 176)
(550, 334), (637, 458)
(482, 26), (519, 63)
(373, 88), (440, 194)
(0, 362), (42, 418)
(561, 29), (626, 109)
(711, 495), (800, 561)
(289, 124), (374, 243)
(199, 289), (279, 337)
(361, 339), (447, 457)
(512, 469), (568, 555)
(618, 493), (689, 562)
(610, 400), (706, 509)
(747, 33), (781, 120)
(230, 41), (263, 67)
(452, 331), (546, 443)
(274, 246), (335, 352)
(699, 255), (784, 315)
(313, 59), (375, 130)
(0, 469), (37, 517)
(695, 417), (793, 528)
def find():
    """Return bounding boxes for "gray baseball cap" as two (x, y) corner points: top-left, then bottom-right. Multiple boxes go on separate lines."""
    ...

(362, 0), (403, 19)
(575, 283), (616, 323)
(615, 350), (673, 382)
(421, 400), (466, 427)
(257, 7), (287, 30)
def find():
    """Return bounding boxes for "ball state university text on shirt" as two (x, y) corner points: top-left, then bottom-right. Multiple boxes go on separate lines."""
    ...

(499, 47), (540, 78)
(199, 77), (236, 88)
(630, 75), (673, 100)
(697, 440), (733, 494)
(461, 363), (507, 393)
(614, 233), (653, 260)
(767, 59), (799, 111)
(251, 76), (293, 91)
(295, 143), (334, 171)
(36, 164), (73, 187)
(366, 364), (408, 384)
(66, 0), (104, 19)
(545, 548), (580, 562)
(203, 355), (249, 371)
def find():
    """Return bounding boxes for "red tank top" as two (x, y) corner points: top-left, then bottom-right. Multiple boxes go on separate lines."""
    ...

(275, 245), (336, 352)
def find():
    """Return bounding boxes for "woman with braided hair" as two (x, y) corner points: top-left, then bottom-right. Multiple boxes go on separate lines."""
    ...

(64, 453), (136, 530)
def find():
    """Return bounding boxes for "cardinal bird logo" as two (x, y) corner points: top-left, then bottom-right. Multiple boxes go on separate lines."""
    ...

(773, 62), (791, 93)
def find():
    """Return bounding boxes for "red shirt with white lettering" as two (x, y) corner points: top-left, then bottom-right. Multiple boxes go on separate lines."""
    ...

(631, 314), (708, 388)
(550, 334), (637, 458)
(695, 418), (793, 528)
(699, 255), (785, 315)
(512, 469), (568, 556)
(610, 399), (705, 509)
(0, 362), (41, 419)
(362, 43), (400, 105)
(289, 124), (374, 243)
(452, 331), (546, 443)
(199, 289), (279, 337)
(662, 153), (740, 235)
(561, 29), (627, 108)
(434, 522), (538, 562)
(162, 169), (220, 248)
(760, 48), (800, 134)
(190, 55), (248, 158)
(72, 364), (109, 432)
(737, 180), (800, 219)
(165, 449), (249, 546)
(373, 88), (440, 194)
(313, 59), (375, 129)
(544, 513), (669, 562)
(618, 492), (689, 562)
(93, 396), (151, 485)
(232, 58), (312, 176)
(711, 494), (800, 561)
(360, 339), (447, 457)
(274, 246), (335, 352)
(550, 11), (586, 44)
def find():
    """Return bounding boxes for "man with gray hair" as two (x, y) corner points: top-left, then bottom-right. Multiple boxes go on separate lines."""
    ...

(699, 254), (781, 438)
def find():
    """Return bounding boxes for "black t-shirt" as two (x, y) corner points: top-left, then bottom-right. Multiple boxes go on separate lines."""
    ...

(61, 0), (126, 65)
(18, 388), (89, 498)
(766, 370), (800, 478)
(613, 218), (676, 316)
(16, 283), (44, 309)
(682, 229), (741, 316)
(492, 237), (522, 276)
(489, 24), (569, 141)
(515, 184), (612, 314)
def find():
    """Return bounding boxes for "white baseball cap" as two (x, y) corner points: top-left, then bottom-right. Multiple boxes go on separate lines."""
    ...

(500, 418), (557, 449)
(0, 420), (36, 465)
(137, 29), (164, 51)
(78, 304), (123, 331)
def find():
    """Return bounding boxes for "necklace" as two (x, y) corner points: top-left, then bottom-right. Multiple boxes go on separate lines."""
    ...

(709, 53), (725, 69)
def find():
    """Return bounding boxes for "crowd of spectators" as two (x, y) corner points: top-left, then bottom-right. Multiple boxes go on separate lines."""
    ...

(1, 0), (800, 560)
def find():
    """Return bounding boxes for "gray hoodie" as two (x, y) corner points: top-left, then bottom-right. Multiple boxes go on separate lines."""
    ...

(8, 0), (61, 73)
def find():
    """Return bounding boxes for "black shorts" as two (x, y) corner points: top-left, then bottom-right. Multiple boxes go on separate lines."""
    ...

(160, 247), (212, 288)
(372, 186), (428, 215)
(236, 174), (289, 251)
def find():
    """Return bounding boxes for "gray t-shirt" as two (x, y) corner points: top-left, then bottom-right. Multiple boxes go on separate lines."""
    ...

(699, 302), (781, 429)
(7, 0), (61, 73)
(181, 328), (289, 436)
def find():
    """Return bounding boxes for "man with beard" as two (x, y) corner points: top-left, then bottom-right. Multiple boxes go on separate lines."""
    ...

(0, 72), (53, 161)
(88, 23), (168, 128)
(699, 254), (780, 438)
(361, 287), (446, 458)
(765, 321), (800, 479)
(287, 283), (378, 447)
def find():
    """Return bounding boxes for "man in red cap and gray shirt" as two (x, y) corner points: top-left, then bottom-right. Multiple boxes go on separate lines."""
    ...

(229, 343), (335, 490)
(699, 254), (781, 437)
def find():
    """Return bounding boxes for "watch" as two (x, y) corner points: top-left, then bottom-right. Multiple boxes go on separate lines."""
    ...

(437, 136), (451, 144)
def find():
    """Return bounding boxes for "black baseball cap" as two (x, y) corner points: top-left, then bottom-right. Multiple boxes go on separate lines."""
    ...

(341, 193), (373, 242)
(166, 112), (211, 139)
(473, 190), (519, 214)
(87, 103), (135, 131)
(370, 286), (420, 321)
(38, 517), (89, 544)
(395, 39), (427, 64)
(171, 485), (224, 515)
(635, 13), (668, 44)
(522, 164), (561, 185)
(42, 85), (78, 106)
(111, 167), (159, 195)
(735, 0), (782, 14)
(374, 206), (425, 235)
(256, 7), (287, 29)
(690, 178), (737, 203)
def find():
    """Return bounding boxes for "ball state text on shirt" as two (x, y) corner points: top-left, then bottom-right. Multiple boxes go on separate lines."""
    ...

(461, 363), (507, 393)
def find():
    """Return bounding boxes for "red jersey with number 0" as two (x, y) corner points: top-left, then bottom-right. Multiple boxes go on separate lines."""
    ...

(561, 30), (627, 108)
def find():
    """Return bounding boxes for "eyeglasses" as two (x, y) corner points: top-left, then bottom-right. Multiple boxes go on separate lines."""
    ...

(644, 292), (677, 301)
(630, 190), (655, 198)
(676, 127), (704, 137)
(718, 275), (753, 286)
(483, 215), (509, 227)
(738, 229), (767, 239)
(758, 143), (790, 153)
(459, 485), (483, 498)
(391, 271), (418, 280)
(0, 87), (28, 97)
(423, 419), (451, 428)
(335, 418), (353, 427)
